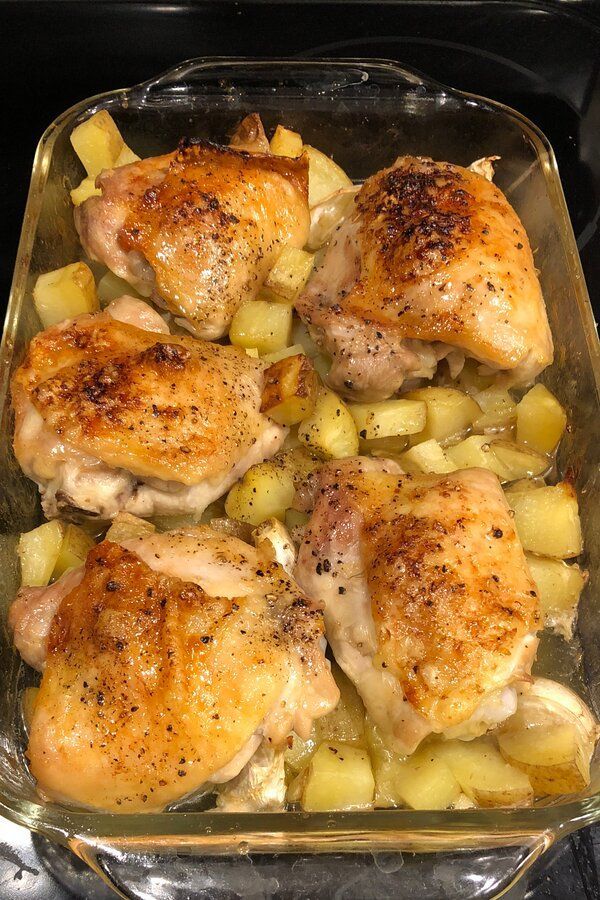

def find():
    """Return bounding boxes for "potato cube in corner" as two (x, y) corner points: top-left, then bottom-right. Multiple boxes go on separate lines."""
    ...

(70, 110), (125, 177)
(33, 262), (99, 328)
(270, 125), (303, 158)
(261, 354), (318, 426)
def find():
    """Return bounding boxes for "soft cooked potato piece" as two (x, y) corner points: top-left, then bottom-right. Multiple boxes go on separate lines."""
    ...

(229, 300), (292, 355)
(455, 359), (495, 395)
(274, 447), (323, 487)
(303, 145), (353, 207)
(70, 110), (125, 177)
(446, 436), (547, 483)
(526, 553), (585, 638)
(286, 664), (365, 774)
(359, 435), (408, 458)
(348, 399), (426, 441)
(498, 679), (599, 795)
(507, 482), (582, 558)
(400, 439), (456, 475)
(52, 524), (94, 579)
(298, 388), (359, 459)
(261, 343), (305, 365)
(516, 383), (567, 454)
(114, 144), (141, 167)
(105, 512), (157, 543)
(70, 175), (102, 206)
(263, 247), (315, 303)
(405, 387), (481, 446)
(18, 521), (65, 587)
(437, 738), (533, 808)
(97, 270), (141, 306)
(392, 750), (462, 811)
(270, 125), (303, 157)
(261, 354), (318, 426)
(504, 477), (547, 496)
(300, 742), (374, 811)
(33, 262), (99, 328)
(473, 386), (517, 433)
(225, 462), (295, 526)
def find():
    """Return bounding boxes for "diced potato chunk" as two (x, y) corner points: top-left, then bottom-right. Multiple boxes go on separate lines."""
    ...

(33, 262), (99, 328)
(18, 521), (65, 587)
(526, 554), (585, 637)
(392, 751), (462, 811)
(261, 343), (305, 365)
(114, 144), (141, 167)
(473, 386), (517, 433)
(263, 247), (315, 303)
(348, 399), (426, 441)
(70, 110), (125, 177)
(229, 300), (292, 355)
(261, 354), (318, 426)
(304, 145), (353, 207)
(70, 175), (101, 206)
(498, 679), (599, 795)
(405, 387), (480, 446)
(270, 125), (303, 158)
(298, 389), (359, 459)
(300, 742), (374, 811)
(97, 270), (140, 306)
(400, 439), (456, 474)
(446, 436), (548, 483)
(507, 483), (582, 558)
(437, 738), (533, 807)
(52, 524), (94, 579)
(516, 384), (567, 454)
(225, 463), (295, 526)
(106, 512), (157, 543)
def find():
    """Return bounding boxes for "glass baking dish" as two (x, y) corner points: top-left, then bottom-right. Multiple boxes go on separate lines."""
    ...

(1, 58), (600, 899)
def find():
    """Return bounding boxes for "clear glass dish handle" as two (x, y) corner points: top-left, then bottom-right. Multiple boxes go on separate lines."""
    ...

(73, 832), (552, 900)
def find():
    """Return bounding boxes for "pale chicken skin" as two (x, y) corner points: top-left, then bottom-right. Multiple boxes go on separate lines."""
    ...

(11, 527), (338, 812)
(295, 461), (540, 754)
(75, 134), (310, 339)
(11, 298), (285, 520)
(297, 156), (553, 400)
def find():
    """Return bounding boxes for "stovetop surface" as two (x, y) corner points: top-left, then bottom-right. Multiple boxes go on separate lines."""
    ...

(1, 2), (600, 897)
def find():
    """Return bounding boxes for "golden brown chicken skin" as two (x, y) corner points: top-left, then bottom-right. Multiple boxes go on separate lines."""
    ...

(21, 530), (337, 812)
(75, 136), (310, 338)
(11, 302), (285, 519)
(295, 461), (540, 754)
(297, 156), (553, 400)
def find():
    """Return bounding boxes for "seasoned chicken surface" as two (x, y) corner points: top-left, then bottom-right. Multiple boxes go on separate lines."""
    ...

(297, 156), (553, 400)
(295, 460), (540, 754)
(11, 527), (338, 812)
(11, 299), (285, 520)
(75, 134), (310, 338)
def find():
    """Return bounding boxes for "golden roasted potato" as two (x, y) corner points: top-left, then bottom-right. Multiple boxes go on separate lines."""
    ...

(70, 110), (125, 177)
(400, 439), (456, 474)
(507, 482), (583, 558)
(473, 386), (517, 433)
(298, 388), (359, 459)
(437, 738), (533, 808)
(516, 383), (567, 454)
(405, 387), (481, 446)
(348, 399), (426, 440)
(262, 247), (315, 303)
(303, 145), (353, 207)
(105, 512), (157, 543)
(261, 354), (318, 426)
(225, 462), (295, 526)
(497, 679), (599, 795)
(446, 436), (548, 483)
(299, 742), (374, 811)
(70, 176), (101, 206)
(52, 524), (94, 579)
(526, 553), (585, 638)
(229, 299), (292, 355)
(33, 262), (99, 328)
(18, 521), (65, 587)
(391, 750), (462, 811)
(270, 125), (303, 158)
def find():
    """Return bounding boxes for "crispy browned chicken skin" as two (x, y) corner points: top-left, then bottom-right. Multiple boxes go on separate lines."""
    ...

(75, 136), (310, 338)
(295, 460), (540, 754)
(13, 528), (338, 812)
(297, 156), (553, 400)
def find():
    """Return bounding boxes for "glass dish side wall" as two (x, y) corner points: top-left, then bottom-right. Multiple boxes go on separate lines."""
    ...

(0, 60), (599, 854)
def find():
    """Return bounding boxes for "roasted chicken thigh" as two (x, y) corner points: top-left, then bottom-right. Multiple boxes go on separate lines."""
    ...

(10, 526), (338, 812)
(11, 298), (285, 520)
(75, 129), (310, 338)
(295, 460), (540, 754)
(297, 156), (553, 400)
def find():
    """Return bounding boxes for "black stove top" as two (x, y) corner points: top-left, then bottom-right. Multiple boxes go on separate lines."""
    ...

(1, 2), (600, 897)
